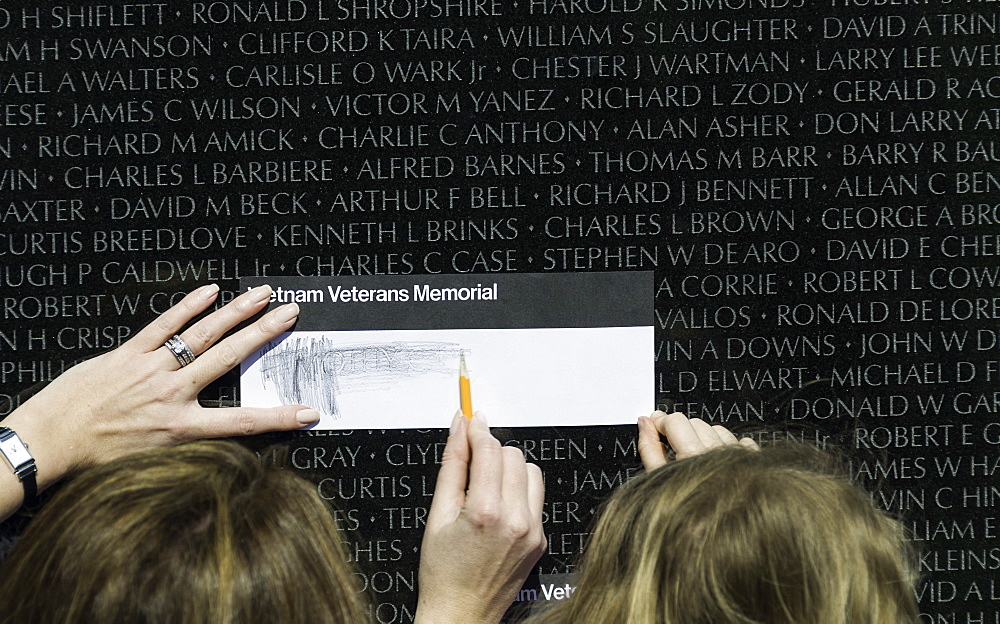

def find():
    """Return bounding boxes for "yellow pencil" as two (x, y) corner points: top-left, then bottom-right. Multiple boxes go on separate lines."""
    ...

(459, 353), (473, 419)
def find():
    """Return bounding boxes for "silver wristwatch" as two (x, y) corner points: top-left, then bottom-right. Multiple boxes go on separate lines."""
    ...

(0, 427), (38, 507)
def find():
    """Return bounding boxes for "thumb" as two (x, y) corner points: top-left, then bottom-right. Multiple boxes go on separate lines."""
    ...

(637, 413), (668, 471)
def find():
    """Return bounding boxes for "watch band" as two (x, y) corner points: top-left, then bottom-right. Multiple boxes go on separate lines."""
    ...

(0, 427), (38, 507)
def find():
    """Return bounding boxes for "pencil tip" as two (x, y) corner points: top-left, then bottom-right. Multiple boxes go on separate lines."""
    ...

(460, 352), (468, 375)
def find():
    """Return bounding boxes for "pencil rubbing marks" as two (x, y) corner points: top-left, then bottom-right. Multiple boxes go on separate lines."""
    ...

(258, 337), (462, 418)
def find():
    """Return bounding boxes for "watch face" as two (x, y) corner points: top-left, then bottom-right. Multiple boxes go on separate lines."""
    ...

(0, 436), (31, 468)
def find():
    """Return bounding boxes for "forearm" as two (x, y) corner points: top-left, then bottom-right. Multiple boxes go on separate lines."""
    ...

(413, 598), (509, 624)
(414, 585), (515, 624)
(413, 603), (469, 624)
(413, 606), (489, 624)
(0, 398), (75, 521)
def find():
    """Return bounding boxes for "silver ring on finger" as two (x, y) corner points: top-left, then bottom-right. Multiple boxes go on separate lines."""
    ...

(164, 334), (196, 367)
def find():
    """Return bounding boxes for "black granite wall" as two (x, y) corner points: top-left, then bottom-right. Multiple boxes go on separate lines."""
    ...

(1, 1), (998, 621)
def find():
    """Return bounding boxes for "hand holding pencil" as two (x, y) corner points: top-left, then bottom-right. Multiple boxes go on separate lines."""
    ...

(415, 411), (546, 624)
(459, 353), (473, 419)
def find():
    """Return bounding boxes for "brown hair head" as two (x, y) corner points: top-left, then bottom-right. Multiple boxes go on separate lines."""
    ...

(529, 443), (919, 624)
(0, 440), (367, 624)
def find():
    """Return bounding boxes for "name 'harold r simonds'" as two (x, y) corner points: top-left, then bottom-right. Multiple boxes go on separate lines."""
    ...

(256, 283), (500, 304)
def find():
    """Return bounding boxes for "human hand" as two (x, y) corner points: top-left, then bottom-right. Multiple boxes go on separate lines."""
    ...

(637, 411), (759, 471)
(0, 284), (318, 518)
(415, 412), (546, 624)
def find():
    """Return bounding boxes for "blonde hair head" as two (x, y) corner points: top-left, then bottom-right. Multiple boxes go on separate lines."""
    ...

(0, 440), (367, 624)
(530, 444), (918, 624)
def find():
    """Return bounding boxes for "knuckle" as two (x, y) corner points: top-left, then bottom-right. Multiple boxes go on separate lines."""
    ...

(155, 316), (175, 335)
(505, 518), (531, 540)
(475, 433), (503, 453)
(440, 447), (463, 465)
(501, 446), (526, 463)
(254, 310), (286, 338)
(180, 293), (203, 314)
(235, 409), (257, 435)
(214, 342), (242, 369)
(712, 425), (736, 441)
(470, 506), (502, 528)
(189, 323), (215, 347)
(257, 314), (278, 334)
(235, 291), (263, 315)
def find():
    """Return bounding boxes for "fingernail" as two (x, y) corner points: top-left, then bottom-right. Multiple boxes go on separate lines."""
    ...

(273, 303), (299, 323)
(248, 284), (273, 304)
(473, 411), (487, 427)
(449, 410), (463, 435)
(199, 283), (220, 300)
(296, 408), (320, 425)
